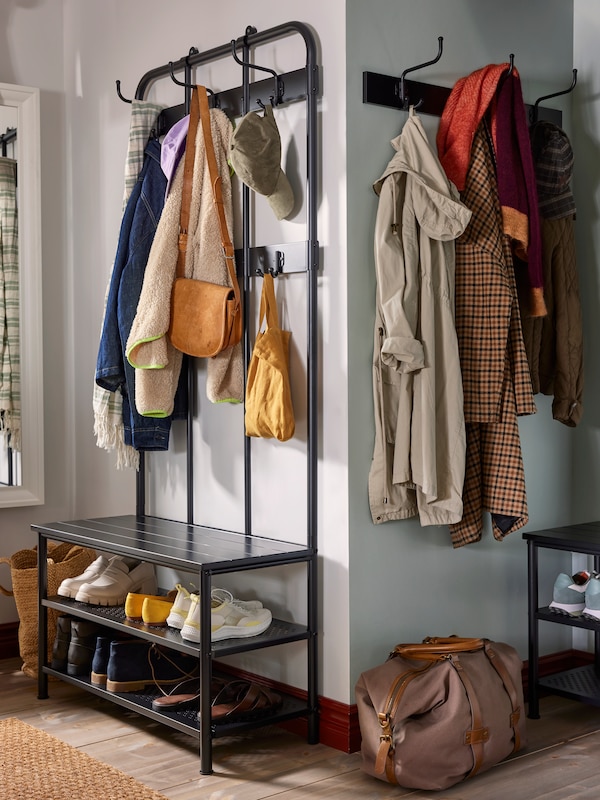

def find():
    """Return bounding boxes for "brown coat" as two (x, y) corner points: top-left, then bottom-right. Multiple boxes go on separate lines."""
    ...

(449, 122), (536, 548)
(519, 215), (583, 427)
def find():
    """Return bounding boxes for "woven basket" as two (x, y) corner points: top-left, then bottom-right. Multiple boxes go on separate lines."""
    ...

(0, 541), (96, 678)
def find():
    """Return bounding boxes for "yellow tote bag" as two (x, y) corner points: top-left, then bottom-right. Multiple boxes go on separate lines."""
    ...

(245, 274), (295, 442)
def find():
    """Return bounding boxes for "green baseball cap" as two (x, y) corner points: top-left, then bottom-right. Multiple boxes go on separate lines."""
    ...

(230, 104), (294, 220)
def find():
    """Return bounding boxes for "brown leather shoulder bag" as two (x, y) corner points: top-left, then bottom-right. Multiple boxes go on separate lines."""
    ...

(168, 85), (242, 358)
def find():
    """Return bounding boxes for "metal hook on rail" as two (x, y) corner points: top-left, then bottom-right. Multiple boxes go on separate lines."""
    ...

(398, 36), (444, 110)
(230, 39), (284, 106)
(531, 68), (577, 124)
(115, 80), (133, 104)
(168, 62), (219, 106)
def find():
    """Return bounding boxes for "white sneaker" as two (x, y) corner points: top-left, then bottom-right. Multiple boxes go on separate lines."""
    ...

(166, 584), (193, 630)
(57, 555), (110, 598)
(180, 589), (271, 643)
(180, 593), (201, 642)
(74, 556), (157, 606)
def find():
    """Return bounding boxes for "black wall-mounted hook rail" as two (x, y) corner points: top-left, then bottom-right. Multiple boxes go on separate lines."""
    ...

(363, 67), (563, 126)
(236, 241), (308, 278)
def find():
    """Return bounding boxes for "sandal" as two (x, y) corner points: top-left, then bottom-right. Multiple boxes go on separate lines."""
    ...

(151, 674), (227, 711)
(209, 679), (282, 722)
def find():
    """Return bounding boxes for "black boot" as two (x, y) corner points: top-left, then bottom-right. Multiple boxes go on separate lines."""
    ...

(50, 615), (72, 671)
(67, 620), (102, 676)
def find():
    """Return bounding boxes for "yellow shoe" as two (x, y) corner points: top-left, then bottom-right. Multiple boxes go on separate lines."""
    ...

(124, 591), (175, 622)
(141, 595), (175, 627)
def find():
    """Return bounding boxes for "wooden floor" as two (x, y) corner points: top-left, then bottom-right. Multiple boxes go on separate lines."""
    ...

(2, 657), (600, 799)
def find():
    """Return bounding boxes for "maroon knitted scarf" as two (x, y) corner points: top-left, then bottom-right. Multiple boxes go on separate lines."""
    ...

(495, 73), (546, 317)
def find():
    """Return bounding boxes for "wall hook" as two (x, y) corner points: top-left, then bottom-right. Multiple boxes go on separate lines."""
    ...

(115, 80), (133, 104)
(168, 64), (218, 106)
(531, 68), (577, 124)
(506, 54), (515, 77)
(230, 39), (284, 106)
(398, 36), (444, 110)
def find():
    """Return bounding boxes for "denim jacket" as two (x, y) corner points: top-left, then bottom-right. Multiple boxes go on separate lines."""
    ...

(95, 137), (186, 450)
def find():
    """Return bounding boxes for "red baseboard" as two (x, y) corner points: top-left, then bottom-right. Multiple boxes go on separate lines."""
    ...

(0, 621), (20, 660)
(0, 621), (590, 755)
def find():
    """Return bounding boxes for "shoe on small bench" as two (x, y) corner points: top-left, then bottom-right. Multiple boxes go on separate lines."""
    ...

(57, 556), (110, 599)
(549, 571), (590, 617)
(583, 575), (600, 621)
(74, 556), (157, 606)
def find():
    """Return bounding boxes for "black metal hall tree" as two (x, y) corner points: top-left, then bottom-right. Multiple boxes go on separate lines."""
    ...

(34, 21), (320, 776)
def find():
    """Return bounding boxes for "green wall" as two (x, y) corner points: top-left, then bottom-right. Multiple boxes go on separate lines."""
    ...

(346, 0), (578, 683)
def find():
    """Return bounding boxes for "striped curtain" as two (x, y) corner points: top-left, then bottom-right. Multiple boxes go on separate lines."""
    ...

(0, 157), (20, 451)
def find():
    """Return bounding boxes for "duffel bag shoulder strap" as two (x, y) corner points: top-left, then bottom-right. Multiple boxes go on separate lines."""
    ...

(375, 660), (435, 784)
(449, 653), (489, 778)
(483, 640), (523, 753)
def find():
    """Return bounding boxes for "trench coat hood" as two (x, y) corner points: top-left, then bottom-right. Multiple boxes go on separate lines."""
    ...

(373, 113), (470, 242)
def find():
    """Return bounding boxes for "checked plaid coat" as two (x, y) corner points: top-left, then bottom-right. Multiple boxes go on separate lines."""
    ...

(449, 121), (536, 548)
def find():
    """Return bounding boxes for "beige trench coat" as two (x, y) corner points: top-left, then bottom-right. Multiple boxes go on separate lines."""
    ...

(369, 109), (472, 527)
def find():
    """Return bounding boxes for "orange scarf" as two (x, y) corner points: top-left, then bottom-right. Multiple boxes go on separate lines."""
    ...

(436, 63), (510, 192)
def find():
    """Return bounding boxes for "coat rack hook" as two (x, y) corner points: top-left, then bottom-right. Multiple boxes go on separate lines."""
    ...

(169, 62), (195, 89)
(168, 62), (218, 105)
(230, 39), (284, 106)
(398, 36), (443, 109)
(531, 68), (578, 124)
(116, 80), (133, 104)
(506, 54), (515, 76)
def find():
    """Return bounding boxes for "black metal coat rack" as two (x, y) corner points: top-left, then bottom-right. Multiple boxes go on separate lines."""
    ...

(115, 20), (320, 773)
(121, 22), (319, 537)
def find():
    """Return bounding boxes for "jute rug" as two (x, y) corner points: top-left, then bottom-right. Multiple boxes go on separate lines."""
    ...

(0, 717), (169, 800)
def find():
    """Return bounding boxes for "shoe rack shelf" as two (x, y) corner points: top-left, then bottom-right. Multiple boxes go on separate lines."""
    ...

(35, 514), (318, 767)
(524, 523), (600, 718)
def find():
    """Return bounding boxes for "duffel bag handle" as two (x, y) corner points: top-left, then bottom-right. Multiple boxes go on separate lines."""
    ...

(391, 636), (487, 661)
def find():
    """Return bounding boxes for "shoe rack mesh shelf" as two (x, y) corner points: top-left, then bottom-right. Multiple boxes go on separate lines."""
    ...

(34, 21), (320, 776)
(523, 522), (600, 718)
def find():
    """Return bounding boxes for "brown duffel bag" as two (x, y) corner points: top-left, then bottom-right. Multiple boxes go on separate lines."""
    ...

(355, 636), (527, 791)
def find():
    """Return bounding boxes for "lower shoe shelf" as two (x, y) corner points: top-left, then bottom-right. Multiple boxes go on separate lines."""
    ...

(43, 666), (312, 738)
(538, 664), (600, 707)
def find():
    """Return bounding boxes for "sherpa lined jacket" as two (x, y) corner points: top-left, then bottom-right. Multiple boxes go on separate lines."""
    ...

(368, 109), (472, 527)
(126, 108), (243, 415)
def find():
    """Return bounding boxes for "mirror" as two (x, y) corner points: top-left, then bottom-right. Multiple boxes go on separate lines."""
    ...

(0, 83), (43, 507)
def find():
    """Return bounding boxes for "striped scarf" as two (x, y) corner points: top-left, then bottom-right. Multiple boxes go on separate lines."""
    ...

(92, 100), (164, 469)
(0, 157), (20, 451)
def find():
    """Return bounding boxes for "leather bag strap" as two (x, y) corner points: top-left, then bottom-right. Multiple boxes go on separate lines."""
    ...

(375, 661), (434, 784)
(176, 85), (201, 278)
(197, 85), (240, 305)
(450, 654), (488, 778)
(484, 641), (523, 753)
